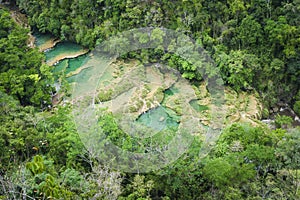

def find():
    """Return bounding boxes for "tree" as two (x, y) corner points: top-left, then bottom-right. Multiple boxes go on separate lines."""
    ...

(120, 175), (153, 200)
(0, 9), (54, 107)
(216, 50), (260, 91)
(237, 15), (263, 50)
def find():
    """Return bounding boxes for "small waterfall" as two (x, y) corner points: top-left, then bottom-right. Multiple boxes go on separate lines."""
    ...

(262, 104), (300, 128)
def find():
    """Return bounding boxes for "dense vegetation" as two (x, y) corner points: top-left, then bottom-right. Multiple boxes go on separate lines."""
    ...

(0, 8), (54, 107)
(16, 0), (300, 109)
(0, 0), (300, 199)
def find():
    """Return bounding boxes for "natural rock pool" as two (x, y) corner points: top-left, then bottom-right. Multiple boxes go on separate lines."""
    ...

(35, 32), (266, 133)
(45, 42), (86, 64)
(136, 105), (179, 132)
(34, 32), (88, 79)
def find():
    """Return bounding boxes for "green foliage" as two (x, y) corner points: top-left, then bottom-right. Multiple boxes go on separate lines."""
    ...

(98, 111), (134, 151)
(0, 91), (44, 172)
(203, 156), (255, 189)
(293, 90), (300, 115)
(24, 155), (74, 199)
(96, 89), (113, 102)
(294, 101), (300, 116)
(0, 9), (54, 107)
(26, 155), (46, 175)
(216, 50), (259, 91)
(274, 115), (293, 129)
(44, 105), (84, 168)
(276, 128), (300, 169)
(204, 123), (299, 199)
(60, 168), (88, 194)
(0, 93), (85, 173)
(238, 15), (263, 50)
(16, 0), (300, 107)
(120, 175), (154, 200)
(1, 0), (300, 199)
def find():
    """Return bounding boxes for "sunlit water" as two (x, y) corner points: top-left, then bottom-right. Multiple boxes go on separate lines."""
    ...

(34, 32), (88, 82)
(35, 32), (208, 130)
(137, 105), (179, 131)
(33, 32), (53, 47)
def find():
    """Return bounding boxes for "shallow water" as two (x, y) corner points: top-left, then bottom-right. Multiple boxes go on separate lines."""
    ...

(164, 87), (179, 96)
(53, 59), (68, 74)
(66, 54), (88, 74)
(66, 67), (93, 83)
(137, 106), (179, 131)
(161, 86), (179, 105)
(34, 32), (89, 82)
(189, 99), (209, 112)
(45, 42), (86, 64)
(137, 86), (181, 131)
(99, 66), (115, 86)
(33, 32), (53, 47)
(35, 32), (204, 131)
